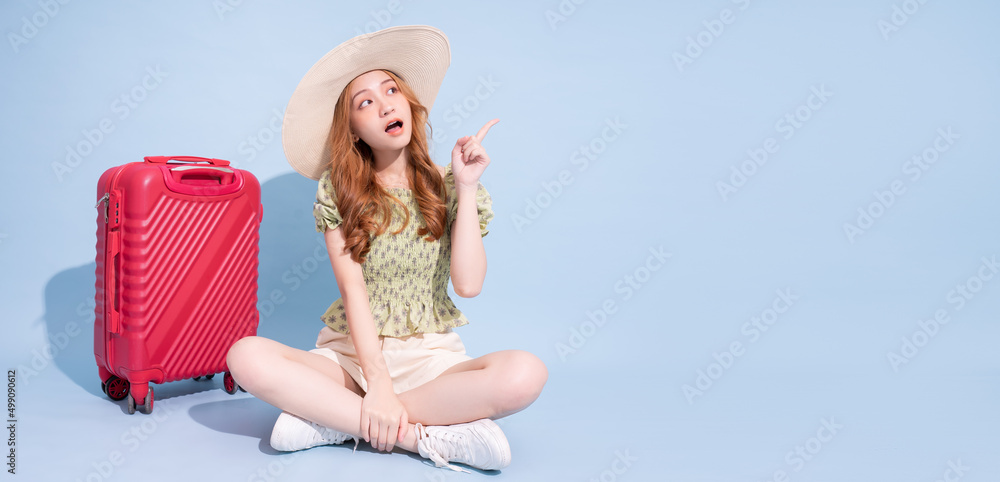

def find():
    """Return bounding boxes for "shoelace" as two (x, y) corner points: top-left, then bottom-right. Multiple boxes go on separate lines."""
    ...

(311, 420), (360, 453)
(325, 427), (360, 453)
(414, 423), (472, 474)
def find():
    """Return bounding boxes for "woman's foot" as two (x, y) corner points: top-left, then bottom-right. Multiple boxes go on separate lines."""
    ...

(269, 410), (359, 452)
(414, 418), (511, 472)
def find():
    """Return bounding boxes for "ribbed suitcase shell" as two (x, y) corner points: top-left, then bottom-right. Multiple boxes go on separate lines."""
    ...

(94, 156), (261, 413)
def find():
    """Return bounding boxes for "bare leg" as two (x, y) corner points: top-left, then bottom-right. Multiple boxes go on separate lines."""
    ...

(396, 350), (548, 426)
(226, 335), (424, 453)
(227, 339), (546, 454)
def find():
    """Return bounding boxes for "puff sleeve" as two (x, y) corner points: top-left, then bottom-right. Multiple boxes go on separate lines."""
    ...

(313, 168), (343, 233)
(448, 180), (494, 238)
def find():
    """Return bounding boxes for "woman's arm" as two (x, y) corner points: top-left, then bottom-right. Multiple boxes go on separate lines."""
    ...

(323, 227), (391, 389)
(450, 183), (487, 298)
(324, 226), (409, 452)
(448, 119), (497, 298)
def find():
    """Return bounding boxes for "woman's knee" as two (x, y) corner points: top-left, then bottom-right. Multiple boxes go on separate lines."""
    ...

(495, 350), (548, 409)
(226, 336), (272, 389)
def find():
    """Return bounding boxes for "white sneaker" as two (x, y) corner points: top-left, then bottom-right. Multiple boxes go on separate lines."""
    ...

(415, 418), (511, 472)
(269, 410), (359, 452)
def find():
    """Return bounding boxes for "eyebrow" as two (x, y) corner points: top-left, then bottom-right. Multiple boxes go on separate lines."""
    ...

(351, 78), (395, 104)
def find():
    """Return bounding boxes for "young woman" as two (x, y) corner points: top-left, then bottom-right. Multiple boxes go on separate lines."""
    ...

(225, 25), (548, 473)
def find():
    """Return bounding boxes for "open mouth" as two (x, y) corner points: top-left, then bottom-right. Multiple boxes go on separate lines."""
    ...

(385, 120), (403, 133)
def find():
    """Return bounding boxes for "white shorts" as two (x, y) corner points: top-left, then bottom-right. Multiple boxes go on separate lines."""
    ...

(308, 325), (473, 394)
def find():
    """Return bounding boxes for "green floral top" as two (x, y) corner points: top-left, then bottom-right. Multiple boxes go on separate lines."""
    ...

(313, 163), (494, 337)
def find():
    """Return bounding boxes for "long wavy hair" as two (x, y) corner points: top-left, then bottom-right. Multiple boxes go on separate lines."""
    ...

(326, 69), (448, 264)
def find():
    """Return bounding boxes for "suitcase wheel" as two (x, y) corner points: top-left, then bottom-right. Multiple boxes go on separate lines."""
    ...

(142, 388), (154, 415)
(127, 386), (154, 415)
(192, 374), (216, 382)
(223, 371), (239, 395)
(103, 376), (130, 401)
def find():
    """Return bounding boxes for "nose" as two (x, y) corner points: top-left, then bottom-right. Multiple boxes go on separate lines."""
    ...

(381, 104), (395, 117)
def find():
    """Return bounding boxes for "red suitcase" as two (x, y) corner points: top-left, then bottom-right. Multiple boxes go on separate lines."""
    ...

(94, 156), (262, 414)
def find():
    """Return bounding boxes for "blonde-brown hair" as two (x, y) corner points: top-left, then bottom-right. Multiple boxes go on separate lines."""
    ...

(326, 69), (447, 264)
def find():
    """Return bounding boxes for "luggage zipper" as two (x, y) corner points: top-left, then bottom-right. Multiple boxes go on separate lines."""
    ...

(97, 164), (127, 224)
(96, 193), (110, 223)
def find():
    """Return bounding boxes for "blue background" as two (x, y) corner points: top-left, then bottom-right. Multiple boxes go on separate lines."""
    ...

(2, 1), (998, 480)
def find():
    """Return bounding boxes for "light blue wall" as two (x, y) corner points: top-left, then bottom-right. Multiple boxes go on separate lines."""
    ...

(2, 1), (998, 480)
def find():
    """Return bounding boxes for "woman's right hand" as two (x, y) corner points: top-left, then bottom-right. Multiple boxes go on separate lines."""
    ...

(360, 381), (409, 452)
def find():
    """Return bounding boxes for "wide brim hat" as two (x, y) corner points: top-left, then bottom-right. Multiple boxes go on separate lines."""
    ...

(282, 25), (451, 180)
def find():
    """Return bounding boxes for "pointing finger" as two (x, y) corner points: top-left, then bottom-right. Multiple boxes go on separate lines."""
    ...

(474, 118), (499, 143)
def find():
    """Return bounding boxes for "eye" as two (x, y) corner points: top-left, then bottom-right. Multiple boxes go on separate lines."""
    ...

(387, 87), (397, 94)
(359, 99), (370, 108)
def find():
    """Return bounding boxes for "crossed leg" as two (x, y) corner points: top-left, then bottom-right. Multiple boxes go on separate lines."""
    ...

(227, 335), (366, 436)
(226, 336), (548, 453)
(397, 350), (549, 425)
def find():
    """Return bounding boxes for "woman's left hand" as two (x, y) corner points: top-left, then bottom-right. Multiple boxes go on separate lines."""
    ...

(451, 118), (499, 190)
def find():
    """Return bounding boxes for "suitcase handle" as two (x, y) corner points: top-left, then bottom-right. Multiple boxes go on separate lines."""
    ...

(169, 166), (236, 186)
(144, 156), (231, 167)
(108, 231), (122, 334)
(159, 165), (244, 196)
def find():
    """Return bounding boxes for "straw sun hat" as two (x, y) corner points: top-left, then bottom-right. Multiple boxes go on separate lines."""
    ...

(281, 25), (452, 180)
